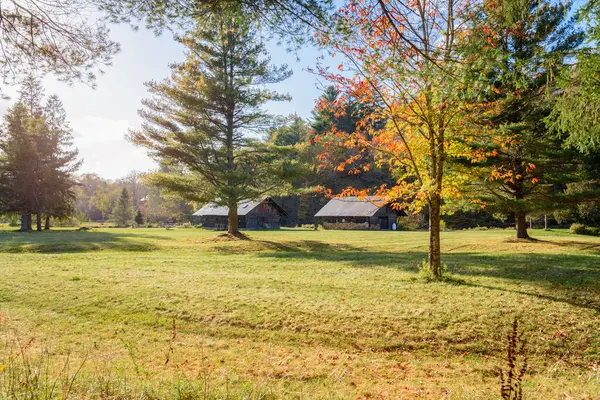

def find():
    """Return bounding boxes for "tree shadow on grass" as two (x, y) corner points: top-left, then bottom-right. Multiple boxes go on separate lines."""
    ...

(207, 239), (362, 254)
(0, 230), (168, 253)
(258, 246), (600, 312)
(445, 252), (600, 312)
(532, 237), (600, 253)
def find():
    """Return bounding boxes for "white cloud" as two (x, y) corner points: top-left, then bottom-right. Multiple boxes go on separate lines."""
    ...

(71, 116), (157, 180)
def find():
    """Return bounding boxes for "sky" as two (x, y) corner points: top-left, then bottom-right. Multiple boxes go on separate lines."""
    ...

(0, 23), (331, 180)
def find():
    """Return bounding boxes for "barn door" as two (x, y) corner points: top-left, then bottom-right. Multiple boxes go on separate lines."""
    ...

(379, 217), (389, 230)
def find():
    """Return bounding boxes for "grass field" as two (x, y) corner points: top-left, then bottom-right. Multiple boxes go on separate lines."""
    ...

(0, 227), (598, 399)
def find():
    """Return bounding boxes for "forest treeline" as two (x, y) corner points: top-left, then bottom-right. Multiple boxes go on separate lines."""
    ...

(2, 82), (600, 231)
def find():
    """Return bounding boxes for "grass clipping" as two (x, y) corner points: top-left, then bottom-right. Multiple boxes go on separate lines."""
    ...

(211, 232), (251, 241)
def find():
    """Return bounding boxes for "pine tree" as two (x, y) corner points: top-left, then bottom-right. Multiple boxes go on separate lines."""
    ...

(130, 7), (297, 234)
(40, 94), (81, 229)
(0, 103), (39, 231)
(0, 79), (80, 231)
(268, 115), (309, 146)
(547, 0), (600, 153)
(18, 75), (45, 117)
(113, 188), (133, 227)
(466, 0), (585, 239)
(15, 75), (46, 230)
(134, 209), (144, 225)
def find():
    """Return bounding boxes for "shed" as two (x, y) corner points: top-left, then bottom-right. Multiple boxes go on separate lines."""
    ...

(314, 196), (400, 230)
(193, 198), (287, 230)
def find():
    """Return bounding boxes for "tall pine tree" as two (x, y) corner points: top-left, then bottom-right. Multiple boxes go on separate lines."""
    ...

(40, 95), (81, 229)
(113, 188), (133, 227)
(0, 103), (39, 231)
(0, 77), (80, 231)
(130, 6), (297, 234)
(466, 0), (585, 239)
(547, 0), (600, 153)
(17, 75), (46, 230)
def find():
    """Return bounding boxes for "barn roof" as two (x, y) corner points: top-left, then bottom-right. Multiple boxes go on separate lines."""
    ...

(314, 196), (388, 217)
(193, 198), (287, 217)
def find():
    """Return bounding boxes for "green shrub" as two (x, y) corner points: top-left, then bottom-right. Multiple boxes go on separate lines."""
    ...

(570, 223), (589, 235)
(322, 221), (373, 230)
(588, 226), (600, 236)
(8, 215), (19, 227)
(396, 215), (425, 231)
(416, 260), (450, 282)
(569, 223), (600, 236)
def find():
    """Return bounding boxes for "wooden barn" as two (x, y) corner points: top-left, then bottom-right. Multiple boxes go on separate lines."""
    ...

(314, 196), (401, 230)
(193, 198), (287, 230)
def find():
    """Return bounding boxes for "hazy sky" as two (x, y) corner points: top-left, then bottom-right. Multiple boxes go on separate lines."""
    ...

(0, 23), (330, 180)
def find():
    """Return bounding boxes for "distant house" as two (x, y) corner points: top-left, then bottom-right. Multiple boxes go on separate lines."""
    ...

(193, 198), (287, 230)
(314, 196), (401, 230)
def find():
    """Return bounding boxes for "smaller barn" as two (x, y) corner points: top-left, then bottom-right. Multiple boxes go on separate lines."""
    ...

(314, 196), (400, 230)
(193, 198), (287, 230)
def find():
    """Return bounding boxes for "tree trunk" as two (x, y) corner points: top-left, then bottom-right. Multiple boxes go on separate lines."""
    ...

(26, 213), (32, 231)
(20, 214), (28, 232)
(515, 210), (530, 239)
(544, 215), (548, 230)
(428, 197), (442, 279)
(227, 202), (239, 234)
(44, 214), (51, 230)
(224, 46), (237, 236)
(36, 212), (42, 231)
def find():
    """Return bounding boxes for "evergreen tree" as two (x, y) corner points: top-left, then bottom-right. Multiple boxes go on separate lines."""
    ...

(311, 86), (363, 138)
(15, 75), (46, 230)
(113, 188), (133, 227)
(18, 75), (45, 116)
(118, 170), (147, 208)
(466, 0), (585, 239)
(40, 95), (81, 229)
(130, 7), (297, 234)
(0, 103), (39, 231)
(134, 209), (144, 225)
(547, 1), (600, 153)
(268, 114), (309, 146)
(0, 80), (80, 231)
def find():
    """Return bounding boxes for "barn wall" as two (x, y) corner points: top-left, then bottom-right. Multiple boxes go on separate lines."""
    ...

(200, 216), (228, 230)
(320, 207), (400, 230)
(245, 201), (282, 229)
(200, 201), (284, 230)
(200, 216), (247, 230)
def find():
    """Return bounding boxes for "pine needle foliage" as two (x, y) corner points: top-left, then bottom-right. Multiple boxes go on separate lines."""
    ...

(130, 7), (301, 234)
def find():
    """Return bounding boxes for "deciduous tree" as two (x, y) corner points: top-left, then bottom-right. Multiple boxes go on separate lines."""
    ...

(0, 0), (119, 88)
(314, 0), (489, 278)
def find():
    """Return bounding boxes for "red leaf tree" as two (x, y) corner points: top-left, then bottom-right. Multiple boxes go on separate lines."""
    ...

(314, 0), (495, 278)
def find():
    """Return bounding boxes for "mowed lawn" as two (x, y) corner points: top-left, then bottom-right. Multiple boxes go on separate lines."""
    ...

(0, 227), (598, 399)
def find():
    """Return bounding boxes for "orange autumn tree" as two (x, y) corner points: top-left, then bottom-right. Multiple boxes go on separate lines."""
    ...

(315, 0), (494, 278)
